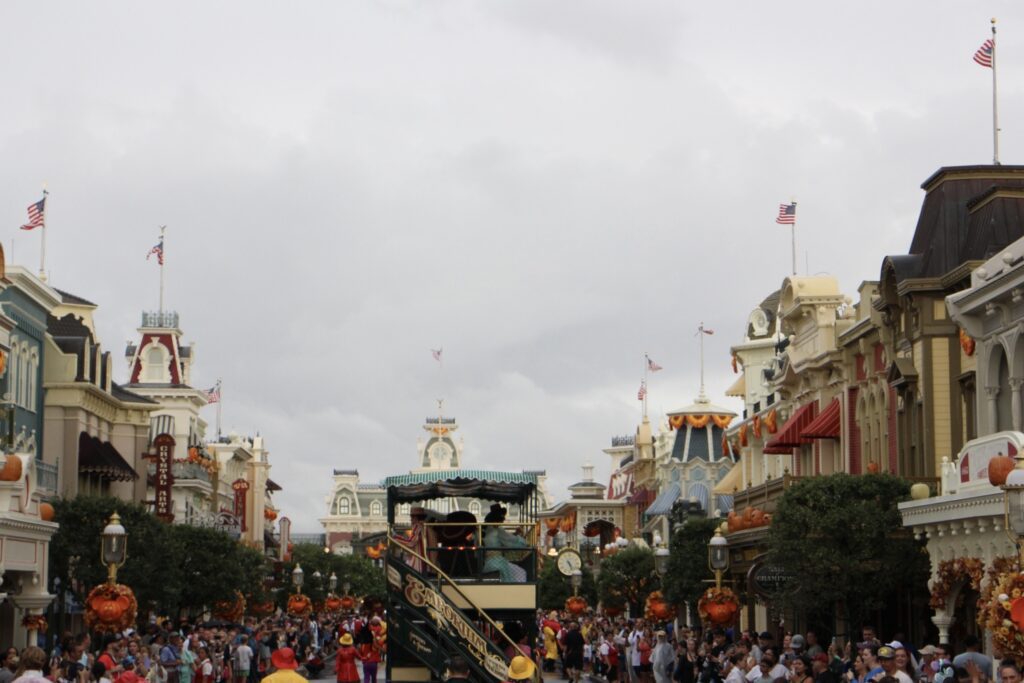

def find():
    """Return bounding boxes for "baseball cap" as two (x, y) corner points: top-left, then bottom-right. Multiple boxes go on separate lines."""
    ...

(919, 645), (938, 656)
(877, 646), (895, 659)
(791, 635), (806, 650)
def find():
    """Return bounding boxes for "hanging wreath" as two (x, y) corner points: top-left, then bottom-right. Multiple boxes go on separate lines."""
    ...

(669, 415), (685, 431)
(686, 414), (712, 429)
(712, 414), (733, 429)
(85, 583), (138, 634)
(978, 560), (1024, 660)
(930, 557), (984, 609)
(698, 586), (739, 626)
(21, 614), (47, 633)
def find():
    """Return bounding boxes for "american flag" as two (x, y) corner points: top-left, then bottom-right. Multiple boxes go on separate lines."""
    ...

(431, 348), (443, 363)
(20, 197), (45, 231)
(776, 202), (797, 225)
(147, 239), (164, 265)
(974, 39), (994, 68)
(637, 382), (647, 401)
(203, 384), (221, 403)
(647, 355), (663, 372)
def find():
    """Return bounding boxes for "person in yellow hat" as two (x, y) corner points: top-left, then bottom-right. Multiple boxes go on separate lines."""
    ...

(335, 634), (359, 683)
(506, 655), (536, 682)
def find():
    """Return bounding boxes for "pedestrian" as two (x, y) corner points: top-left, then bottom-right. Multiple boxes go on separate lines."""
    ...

(507, 655), (536, 682)
(652, 632), (675, 683)
(564, 622), (586, 683)
(160, 636), (182, 683)
(231, 637), (252, 683)
(355, 624), (379, 683)
(12, 648), (50, 683)
(334, 635), (359, 683)
(260, 649), (305, 683)
(791, 656), (813, 683)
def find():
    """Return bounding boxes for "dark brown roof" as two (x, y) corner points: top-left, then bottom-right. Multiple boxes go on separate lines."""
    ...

(47, 313), (92, 341)
(267, 478), (282, 492)
(111, 383), (159, 405)
(54, 288), (96, 307)
(891, 165), (1024, 283)
(78, 432), (138, 481)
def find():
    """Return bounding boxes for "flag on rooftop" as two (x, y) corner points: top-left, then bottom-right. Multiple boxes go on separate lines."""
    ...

(974, 38), (994, 68)
(776, 202), (797, 225)
(647, 355), (663, 372)
(20, 197), (45, 231)
(203, 384), (221, 404)
(637, 382), (647, 401)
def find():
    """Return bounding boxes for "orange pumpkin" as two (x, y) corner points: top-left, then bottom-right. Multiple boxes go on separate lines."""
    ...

(0, 456), (22, 482)
(705, 599), (738, 625)
(727, 511), (739, 532)
(866, 461), (881, 474)
(750, 508), (764, 527)
(84, 584), (138, 634)
(325, 595), (344, 612)
(989, 455), (1016, 487)
(644, 591), (675, 622)
(287, 594), (313, 617)
(565, 596), (588, 615)
(39, 502), (55, 521)
(340, 595), (357, 611)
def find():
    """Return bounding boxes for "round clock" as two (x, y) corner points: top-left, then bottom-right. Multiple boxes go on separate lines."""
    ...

(556, 548), (583, 576)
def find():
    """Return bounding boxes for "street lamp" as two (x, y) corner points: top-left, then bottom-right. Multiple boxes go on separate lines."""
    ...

(655, 547), (670, 576)
(312, 570), (322, 585)
(101, 512), (128, 584)
(292, 564), (304, 593)
(329, 572), (338, 593)
(343, 580), (351, 596)
(1003, 461), (1024, 563)
(570, 569), (582, 596)
(708, 528), (729, 589)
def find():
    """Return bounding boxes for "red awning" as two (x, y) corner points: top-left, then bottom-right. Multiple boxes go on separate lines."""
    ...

(764, 402), (818, 451)
(801, 398), (841, 439)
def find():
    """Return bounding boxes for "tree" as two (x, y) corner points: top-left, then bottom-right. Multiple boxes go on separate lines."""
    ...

(282, 544), (385, 606)
(596, 546), (656, 614)
(766, 473), (929, 629)
(537, 559), (597, 610)
(662, 516), (718, 621)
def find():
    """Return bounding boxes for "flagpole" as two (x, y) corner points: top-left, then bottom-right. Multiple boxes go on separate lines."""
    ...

(39, 186), (48, 281)
(216, 379), (222, 440)
(699, 323), (706, 399)
(643, 353), (648, 418)
(790, 200), (797, 276)
(158, 226), (166, 313)
(992, 18), (1000, 165)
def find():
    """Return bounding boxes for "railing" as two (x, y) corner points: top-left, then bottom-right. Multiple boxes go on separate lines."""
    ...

(731, 474), (804, 514)
(141, 311), (179, 328)
(407, 521), (539, 583)
(146, 462), (211, 483)
(611, 435), (635, 447)
(36, 460), (58, 495)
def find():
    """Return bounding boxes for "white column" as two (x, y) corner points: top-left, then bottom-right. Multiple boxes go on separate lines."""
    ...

(986, 387), (1001, 434)
(932, 613), (955, 645)
(1011, 379), (1024, 431)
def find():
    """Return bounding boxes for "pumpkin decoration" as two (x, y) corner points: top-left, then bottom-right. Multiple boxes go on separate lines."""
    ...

(214, 591), (246, 622)
(750, 509), (764, 527)
(39, 502), (55, 522)
(565, 596), (588, 616)
(325, 595), (344, 613)
(249, 600), (275, 617)
(989, 454), (1016, 487)
(0, 456), (22, 482)
(287, 594), (313, 618)
(644, 591), (675, 622)
(727, 511), (739, 532)
(559, 511), (576, 533)
(340, 595), (357, 612)
(866, 461), (881, 474)
(264, 508), (278, 522)
(84, 583), (138, 634)
(603, 605), (623, 618)
(697, 586), (739, 626)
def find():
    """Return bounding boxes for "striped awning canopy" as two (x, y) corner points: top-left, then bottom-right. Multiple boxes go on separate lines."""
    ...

(764, 402), (818, 454)
(383, 469), (537, 510)
(644, 483), (681, 517)
(801, 399), (841, 439)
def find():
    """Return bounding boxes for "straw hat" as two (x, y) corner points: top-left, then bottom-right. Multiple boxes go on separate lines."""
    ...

(339, 633), (353, 646)
(507, 655), (536, 681)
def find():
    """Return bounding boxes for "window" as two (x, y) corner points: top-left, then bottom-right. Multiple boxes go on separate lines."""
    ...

(144, 344), (168, 382)
(370, 500), (382, 516)
(468, 501), (481, 517)
(336, 496), (350, 515)
(400, 503), (411, 516)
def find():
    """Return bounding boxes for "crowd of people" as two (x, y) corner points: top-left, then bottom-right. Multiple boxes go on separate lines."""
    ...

(533, 612), (1020, 683)
(0, 612), (387, 683)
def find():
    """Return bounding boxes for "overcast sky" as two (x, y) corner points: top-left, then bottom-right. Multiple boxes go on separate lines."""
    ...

(2, 2), (1023, 531)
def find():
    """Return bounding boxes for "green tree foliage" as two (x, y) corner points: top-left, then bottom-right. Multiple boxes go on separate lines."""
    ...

(536, 558), (597, 610)
(284, 543), (385, 606)
(596, 546), (656, 613)
(662, 516), (719, 619)
(49, 496), (268, 619)
(766, 473), (929, 628)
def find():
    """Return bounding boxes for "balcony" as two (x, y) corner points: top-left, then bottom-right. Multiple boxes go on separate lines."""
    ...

(36, 460), (58, 496)
(146, 462), (211, 485)
(731, 474), (803, 515)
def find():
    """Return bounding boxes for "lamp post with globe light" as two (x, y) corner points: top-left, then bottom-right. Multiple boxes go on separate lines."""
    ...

(708, 529), (729, 589)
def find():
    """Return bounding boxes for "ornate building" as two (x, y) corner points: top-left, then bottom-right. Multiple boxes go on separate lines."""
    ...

(320, 408), (550, 554)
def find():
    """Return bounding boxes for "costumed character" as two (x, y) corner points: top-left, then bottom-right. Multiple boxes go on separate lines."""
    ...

(482, 504), (529, 582)
(542, 612), (561, 673)
(335, 634), (359, 683)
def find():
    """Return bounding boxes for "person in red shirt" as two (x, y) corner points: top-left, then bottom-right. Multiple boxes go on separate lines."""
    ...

(98, 639), (123, 679)
(335, 634), (360, 683)
(114, 657), (141, 683)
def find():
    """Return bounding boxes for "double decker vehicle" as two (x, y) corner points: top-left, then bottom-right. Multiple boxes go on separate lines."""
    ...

(384, 469), (542, 683)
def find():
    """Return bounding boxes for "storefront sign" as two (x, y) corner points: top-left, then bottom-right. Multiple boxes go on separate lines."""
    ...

(153, 434), (175, 521)
(233, 478), (250, 532)
(751, 562), (798, 598)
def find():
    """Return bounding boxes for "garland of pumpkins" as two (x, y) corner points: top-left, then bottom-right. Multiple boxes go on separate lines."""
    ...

(726, 506), (771, 532)
(669, 414), (734, 430)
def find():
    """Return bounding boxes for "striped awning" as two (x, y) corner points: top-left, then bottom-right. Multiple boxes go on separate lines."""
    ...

(764, 402), (818, 452)
(383, 470), (537, 487)
(644, 483), (681, 517)
(801, 398), (841, 439)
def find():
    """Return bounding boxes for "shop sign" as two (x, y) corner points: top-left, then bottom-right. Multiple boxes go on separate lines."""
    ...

(751, 562), (798, 598)
(153, 434), (175, 521)
(233, 478), (250, 532)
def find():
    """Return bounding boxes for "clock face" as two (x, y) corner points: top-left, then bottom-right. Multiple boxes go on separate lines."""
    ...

(557, 549), (582, 576)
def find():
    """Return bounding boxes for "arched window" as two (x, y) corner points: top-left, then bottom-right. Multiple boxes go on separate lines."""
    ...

(400, 503), (411, 516)
(468, 501), (481, 517)
(27, 349), (38, 412)
(370, 500), (382, 517)
(335, 495), (350, 515)
(8, 340), (20, 407)
(144, 344), (168, 382)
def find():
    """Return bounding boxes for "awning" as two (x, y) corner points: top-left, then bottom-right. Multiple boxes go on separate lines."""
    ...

(644, 483), (681, 517)
(78, 432), (138, 482)
(764, 402), (818, 451)
(712, 463), (743, 495)
(383, 470), (537, 518)
(725, 373), (746, 398)
(801, 398), (841, 439)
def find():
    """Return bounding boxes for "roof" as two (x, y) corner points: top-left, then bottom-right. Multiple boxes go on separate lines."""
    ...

(889, 165), (1024, 284)
(54, 287), (96, 307)
(644, 483), (681, 517)
(712, 463), (743, 495)
(266, 478), (282, 492)
(47, 313), (92, 340)
(801, 398), (841, 439)
(111, 383), (159, 405)
(667, 396), (737, 417)
(384, 469), (538, 510)
(725, 374), (745, 398)
(765, 401), (818, 452)
(78, 432), (138, 481)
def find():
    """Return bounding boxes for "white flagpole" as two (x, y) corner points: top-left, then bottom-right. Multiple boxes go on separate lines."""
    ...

(790, 200), (798, 276)
(39, 186), (48, 281)
(992, 18), (1000, 165)
(643, 353), (649, 418)
(216, 379), (223, 439)
(158, 226), (166, 313)
(699, 323), (706, 398)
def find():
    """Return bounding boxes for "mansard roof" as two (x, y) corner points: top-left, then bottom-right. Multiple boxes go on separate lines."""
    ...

(54, 288), (96, 307)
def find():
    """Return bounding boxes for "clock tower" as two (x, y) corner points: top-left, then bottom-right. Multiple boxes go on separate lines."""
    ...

(414, 400), (463, 471)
